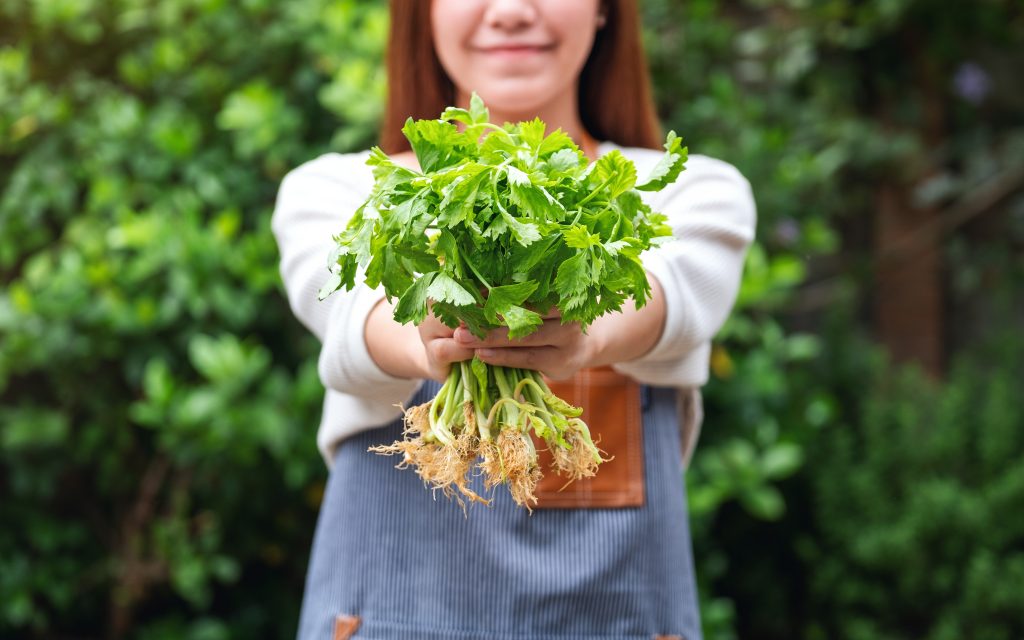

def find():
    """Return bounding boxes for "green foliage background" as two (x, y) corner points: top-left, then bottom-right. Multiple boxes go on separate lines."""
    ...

(1, 0), (1021, 638)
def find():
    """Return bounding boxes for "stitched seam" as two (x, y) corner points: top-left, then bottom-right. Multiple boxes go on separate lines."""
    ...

(353, 617), (660, 640)
(627, 381), (644, 503)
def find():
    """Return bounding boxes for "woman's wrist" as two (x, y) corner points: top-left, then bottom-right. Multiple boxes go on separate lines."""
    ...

(365, 298), (429, 380)
(364, 271), (665, 379)
(586, 272), (667, 368)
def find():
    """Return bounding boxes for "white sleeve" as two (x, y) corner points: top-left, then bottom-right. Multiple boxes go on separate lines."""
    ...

(271, 153), (423, 402)
(613, 156), (757, 385)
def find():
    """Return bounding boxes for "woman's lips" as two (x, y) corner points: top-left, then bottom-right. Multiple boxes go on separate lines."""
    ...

(476, 44), (554, 60)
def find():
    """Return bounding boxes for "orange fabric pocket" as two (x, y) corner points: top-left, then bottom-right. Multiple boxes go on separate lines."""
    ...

(533, 366), (645, 509)
(332, 615), (360, 640)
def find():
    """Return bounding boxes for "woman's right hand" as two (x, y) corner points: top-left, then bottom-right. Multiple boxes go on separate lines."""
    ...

(415, 307), (475, 382)
(365, 298), (474, 383)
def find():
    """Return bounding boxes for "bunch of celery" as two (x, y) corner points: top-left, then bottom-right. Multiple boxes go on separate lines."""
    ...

(319, 94), (686, 509)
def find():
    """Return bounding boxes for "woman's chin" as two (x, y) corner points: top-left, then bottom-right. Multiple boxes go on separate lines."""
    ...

(463, 82), (564, 121)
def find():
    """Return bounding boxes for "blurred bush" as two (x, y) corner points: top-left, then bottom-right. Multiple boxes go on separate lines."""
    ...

(804, 335), (1024, 640)
(643, 0), (1023, 637)
(0, 0), (386, 637)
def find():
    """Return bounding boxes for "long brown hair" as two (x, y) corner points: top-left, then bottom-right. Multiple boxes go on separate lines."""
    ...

(381, 0), (662, 153)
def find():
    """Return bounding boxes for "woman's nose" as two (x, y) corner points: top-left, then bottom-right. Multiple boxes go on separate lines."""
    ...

(483, 0), (539, 30)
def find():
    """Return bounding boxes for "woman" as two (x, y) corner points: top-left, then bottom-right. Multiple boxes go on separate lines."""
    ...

(272, 1), (756, 638)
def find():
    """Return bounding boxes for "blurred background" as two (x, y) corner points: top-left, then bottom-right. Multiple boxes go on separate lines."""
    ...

(1, 0), (1022, 638)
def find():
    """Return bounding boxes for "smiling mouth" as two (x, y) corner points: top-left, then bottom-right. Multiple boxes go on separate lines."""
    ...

(477, 44), (555, 55)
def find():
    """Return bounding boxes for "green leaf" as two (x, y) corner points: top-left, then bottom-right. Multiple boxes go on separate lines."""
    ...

(636, 130), (688, 192)
(602, 237), (641, 258)
(761, 443), (804, 479)
(433, 301), (488, 337)
(460, 304), (490, 337)
(469, 92), (489, 124)
(543, 393), (583, 418)
(500, 210), (541, 247)
(480, 211), (509, 239)
(440, 106), (472, 125)
(554, 253), (591, 297)
(365, 240), (413, 294)
(387, 192), (431, 239)
(336, 203), (375, 268)
(434, 230), (464, 279)
(563, 226), (598, 249)
(427, 272), (476, 306)
(509, 179), (562, 221)
(547, 148), (581, 172)
(518, 118), (546, 150)
(437, 167), (488, 227)
(402, 118), (466, 173)
(741, 485), (785, 521)
(429, 300), (461, 329)
(367, 146), (421, 187)
(503, 305), (544, 338)
(537, 129), (577, 157)
(393, 274), (436, 325)
(479, 129), (518, 159)
(506, 165), (531, 186)
(591, 150), (636, 199)
(510, 234), (560, 278)
(483, 281), (539, 323)
(317, 272), (343, 301)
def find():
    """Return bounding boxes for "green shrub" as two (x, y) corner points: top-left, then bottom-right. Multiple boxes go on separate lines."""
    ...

(688, 323), (1024, 640)
(803, 336), (1024, 640)
(642, 0), (1023, 636)
(0, 0), (385, 636)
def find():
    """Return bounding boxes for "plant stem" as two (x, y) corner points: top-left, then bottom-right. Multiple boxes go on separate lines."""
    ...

(492, 366), (520, 429)
(463, 252), (492, 291)
(576, 174), (614, 208)
(523, 377), (557, 435)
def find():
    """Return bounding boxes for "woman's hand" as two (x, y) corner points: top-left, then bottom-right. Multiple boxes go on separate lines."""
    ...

(451, 272), (668, 380)
(365, 298), (474, 383)
(453, 310), (595, 381)
(369, 272), (666, 382)
(416, 308), (475, 382)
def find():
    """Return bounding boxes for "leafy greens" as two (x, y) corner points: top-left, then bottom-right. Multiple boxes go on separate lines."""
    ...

(319, 94), (688, 510)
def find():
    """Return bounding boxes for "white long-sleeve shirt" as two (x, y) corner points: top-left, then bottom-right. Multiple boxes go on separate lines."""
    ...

(272, 142), (757, 466)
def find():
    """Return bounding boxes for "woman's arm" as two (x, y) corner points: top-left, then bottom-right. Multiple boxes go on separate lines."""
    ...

(450, 155), (755, 384)
(271, 153), (422, 401)
(451, 274), (666, 380)
(612, 155), (756, 384)
(364, 297), (475, 382)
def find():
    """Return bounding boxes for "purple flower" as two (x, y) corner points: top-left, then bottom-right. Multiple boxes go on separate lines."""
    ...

(953, 62), (991, 105)
(772, 218), (800, 246)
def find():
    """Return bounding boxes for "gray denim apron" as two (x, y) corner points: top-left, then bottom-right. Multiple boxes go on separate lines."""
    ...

(295, 381), (703, 640)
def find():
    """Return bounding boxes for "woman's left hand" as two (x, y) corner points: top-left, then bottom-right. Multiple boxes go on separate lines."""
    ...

(452, 273), (667, 380)
(452, 309), (596, 381)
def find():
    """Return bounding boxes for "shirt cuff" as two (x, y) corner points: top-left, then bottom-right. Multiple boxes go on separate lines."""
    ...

(317, 284), (424, 400)
(635, 248), (689, 365)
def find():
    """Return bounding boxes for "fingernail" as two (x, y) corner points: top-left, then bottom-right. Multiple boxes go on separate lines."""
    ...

(454, 328), (472, 343)
(477, 348), (495, 357)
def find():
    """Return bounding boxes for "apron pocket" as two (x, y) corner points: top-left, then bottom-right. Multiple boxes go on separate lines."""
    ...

(534, 366), (645, 509)
(333, 614), (361, 640)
